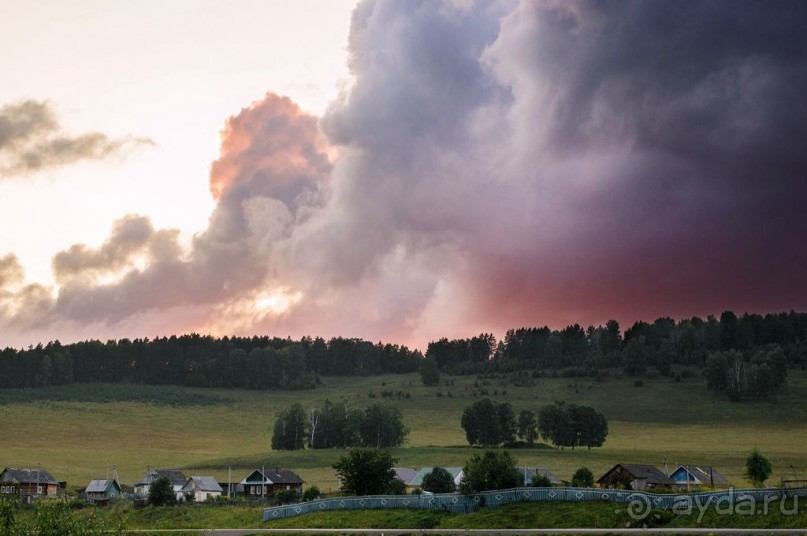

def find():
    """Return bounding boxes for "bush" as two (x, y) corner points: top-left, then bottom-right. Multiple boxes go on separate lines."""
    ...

(301, 486), (321, 502)
(571, 467), (594, 487)
(421, 467), (456, 494)
(745, 449), (772, 487)
(275, 489), (299, 504)
(387, 478), (407, 495)
(531, 474), (552, 487)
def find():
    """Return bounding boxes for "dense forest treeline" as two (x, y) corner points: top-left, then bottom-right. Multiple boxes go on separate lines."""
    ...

(0, 335), (421, 389)
(1, 311), (806, 394)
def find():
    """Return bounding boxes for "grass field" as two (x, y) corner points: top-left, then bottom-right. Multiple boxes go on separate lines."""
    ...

(12, 497), (806, 532)
(1, 370), (806, 492)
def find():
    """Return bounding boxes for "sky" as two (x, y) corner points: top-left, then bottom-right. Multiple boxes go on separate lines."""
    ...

(2, 0), (806, 350)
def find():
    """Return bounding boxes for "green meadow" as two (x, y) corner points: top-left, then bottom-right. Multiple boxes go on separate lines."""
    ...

(1, 370), (806, 492)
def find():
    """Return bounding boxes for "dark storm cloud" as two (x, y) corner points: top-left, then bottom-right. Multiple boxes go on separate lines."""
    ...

(4, 0), (807, 346)
(0, 100), (153, 178)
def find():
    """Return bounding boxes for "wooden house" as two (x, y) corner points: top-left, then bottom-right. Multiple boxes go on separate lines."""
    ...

(669, 465), (729, 489)
(596, 463), (672, 490)
(239, 468), (304, 498)
(179, 476), (223, 502)
(85, 479), (122, 504)
(0, 468), (60, 500)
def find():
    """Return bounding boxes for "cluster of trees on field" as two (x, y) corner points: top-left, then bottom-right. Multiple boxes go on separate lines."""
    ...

(272, 400), (408, 450)
(460, 398), (607, 449)
(0, 334), (421, 390)
(704, 346), (788, 400)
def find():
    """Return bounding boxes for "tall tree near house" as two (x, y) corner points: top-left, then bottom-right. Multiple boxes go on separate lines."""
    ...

(422, 467), (456, 493)
(332, 449), (397, 496)
(459, 450), (520, 494)
(149, 476), (176, 506)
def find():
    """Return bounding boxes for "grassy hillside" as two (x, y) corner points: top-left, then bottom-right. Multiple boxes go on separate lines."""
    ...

(1, 370), (806, 491)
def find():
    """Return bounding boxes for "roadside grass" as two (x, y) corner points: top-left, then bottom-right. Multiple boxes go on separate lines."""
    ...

(0, 370), (805, 491)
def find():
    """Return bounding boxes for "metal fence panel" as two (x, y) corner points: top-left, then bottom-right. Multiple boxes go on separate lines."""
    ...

(262, 486), (807, 522)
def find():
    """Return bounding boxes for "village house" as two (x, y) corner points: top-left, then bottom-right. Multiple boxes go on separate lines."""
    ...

(392, 467), (419, 493)
(134, 469), (188, 500)
(240, 467), (304, 498)
(596, 463), (673, 490)
(0, 468), (60, 501)
(669, 465), (729, 489)
(179, 476), (223, 502)
(84, 479), (122, 504)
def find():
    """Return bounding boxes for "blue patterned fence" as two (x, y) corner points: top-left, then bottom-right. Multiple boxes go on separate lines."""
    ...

(263, 486), (807, 522)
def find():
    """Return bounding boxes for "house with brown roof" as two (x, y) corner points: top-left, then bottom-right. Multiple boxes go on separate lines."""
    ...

(240, 467), (304, 498)
(596, 463), (673, 490)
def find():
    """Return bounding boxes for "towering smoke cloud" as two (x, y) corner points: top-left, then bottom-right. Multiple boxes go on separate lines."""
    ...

(3, 0), (807, 347)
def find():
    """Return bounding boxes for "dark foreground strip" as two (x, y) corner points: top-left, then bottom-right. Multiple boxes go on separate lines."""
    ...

(119, 528), (807, 536)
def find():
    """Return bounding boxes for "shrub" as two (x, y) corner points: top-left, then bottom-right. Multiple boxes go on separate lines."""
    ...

(571, 467), (594, 487)
(531, 474), (552, 487)
(301, 486), (321, 502)
(275, 489), (299, 504)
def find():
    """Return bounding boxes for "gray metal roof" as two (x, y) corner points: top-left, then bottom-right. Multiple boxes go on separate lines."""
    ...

(135, 469), (188, 487)
(180, 476), (223, 493)
(86, 479), (119, 493)
(393, 467), (419, 485)
(0, 468), (58, 485)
